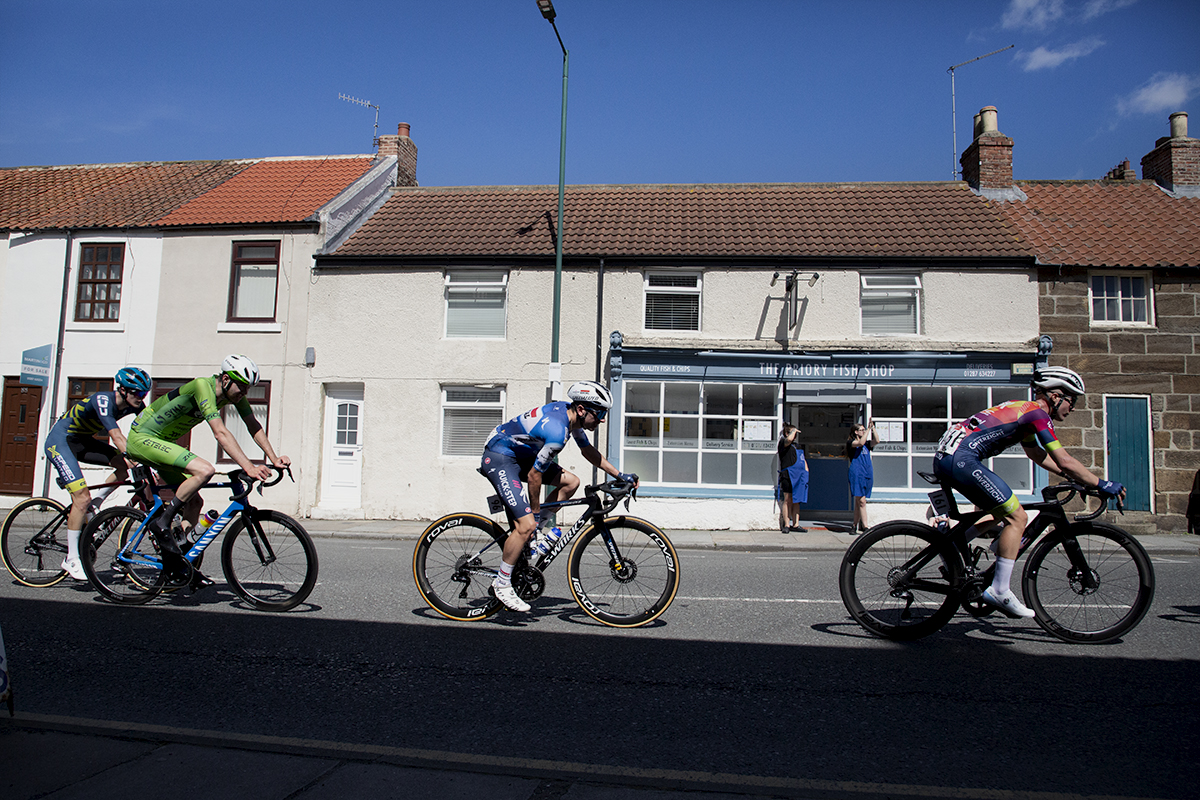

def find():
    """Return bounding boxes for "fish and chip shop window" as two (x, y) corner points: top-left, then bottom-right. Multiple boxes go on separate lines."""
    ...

(621, 381), (779, 487)
(869, 384), (1033, 492)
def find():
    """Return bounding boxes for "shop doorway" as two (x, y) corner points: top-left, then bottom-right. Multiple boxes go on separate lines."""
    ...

(784, 400), (858, 518)
(1, 377), (43, 495)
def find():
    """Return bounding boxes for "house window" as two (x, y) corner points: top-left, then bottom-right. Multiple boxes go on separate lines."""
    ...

(441, 386), (505, 456)
(67, 377), (114, 408)
(860, 273), (922, 335)
(218, 381), (270, 462)
(75, 244), (125, 321)
(228, 242), (280, 321)
(445, 271), (507, 338)
(644, 273), (701, 331)
(1090, 273), (1150, 325)
(621, 381), (778, 486)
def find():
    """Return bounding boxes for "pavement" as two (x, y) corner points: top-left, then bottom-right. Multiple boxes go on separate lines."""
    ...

(3, 522), (1197, 800)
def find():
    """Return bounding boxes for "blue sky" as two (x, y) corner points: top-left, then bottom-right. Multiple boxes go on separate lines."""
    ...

(1, 0), (1197, 186)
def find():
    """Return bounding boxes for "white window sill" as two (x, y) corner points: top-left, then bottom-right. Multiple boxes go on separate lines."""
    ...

(1089, 321), (1156, 330)
(217, 321), (282, 333)
(66, 322), (125, 333)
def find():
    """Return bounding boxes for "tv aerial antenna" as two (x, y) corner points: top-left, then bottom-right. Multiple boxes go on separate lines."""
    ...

(339, 93), (380, 146)
(948, 44), (1013, 179)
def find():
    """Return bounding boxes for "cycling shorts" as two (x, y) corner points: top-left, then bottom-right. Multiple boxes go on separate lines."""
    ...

(480, 450), (565, 522)
(125, 431), (196, 486)
(932, 451), (1021, 518)
(44, 420), (119, 494)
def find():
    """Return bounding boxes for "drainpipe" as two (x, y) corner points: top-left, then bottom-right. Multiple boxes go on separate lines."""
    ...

(42, 229), (74, 496)
(593, 258), (605, 485)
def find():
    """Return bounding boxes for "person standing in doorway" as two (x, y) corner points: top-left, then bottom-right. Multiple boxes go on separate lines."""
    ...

(777, 423), (808, 533)
(847, 420), (878, 534)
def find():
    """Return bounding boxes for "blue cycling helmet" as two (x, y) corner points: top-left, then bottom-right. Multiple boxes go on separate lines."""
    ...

(114, 367), (152, 394)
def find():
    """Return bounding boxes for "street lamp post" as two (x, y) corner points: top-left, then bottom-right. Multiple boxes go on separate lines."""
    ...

(537, 0), (568, 400)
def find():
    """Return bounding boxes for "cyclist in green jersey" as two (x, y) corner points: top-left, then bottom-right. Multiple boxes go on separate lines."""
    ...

(126, 354), (290, 583)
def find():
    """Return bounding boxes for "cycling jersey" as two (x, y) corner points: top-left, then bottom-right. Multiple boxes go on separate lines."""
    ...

(483, 402), (590, 473)
(44, 391), (138, 493)
(935, 400), (1060, 460)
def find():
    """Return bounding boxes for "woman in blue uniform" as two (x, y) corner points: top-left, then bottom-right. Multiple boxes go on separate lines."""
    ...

(846, 420), (878, 535)
(777, 423), (808, 533)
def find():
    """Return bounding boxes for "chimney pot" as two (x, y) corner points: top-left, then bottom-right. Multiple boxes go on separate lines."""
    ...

(397, 122), (411, 139)
(1170, 111), (1188, 139)
(980, 106), (999, 135)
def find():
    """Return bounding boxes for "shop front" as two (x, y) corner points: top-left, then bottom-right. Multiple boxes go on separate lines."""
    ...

(607, 338), (1040, 529)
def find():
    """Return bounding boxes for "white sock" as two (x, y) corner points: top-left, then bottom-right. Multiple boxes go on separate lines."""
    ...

(66, 529), (81, 562)
(94, 485), (115, 501)
(991, 557), (1015, 594)
(494, 560), (515, 588)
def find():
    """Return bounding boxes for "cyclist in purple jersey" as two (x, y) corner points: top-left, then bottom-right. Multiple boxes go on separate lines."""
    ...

(480, 381), (637, 612)
(933, 366), (1125, 618)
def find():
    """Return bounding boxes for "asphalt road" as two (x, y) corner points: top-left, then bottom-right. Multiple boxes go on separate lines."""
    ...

(2, 538), (1198, 799)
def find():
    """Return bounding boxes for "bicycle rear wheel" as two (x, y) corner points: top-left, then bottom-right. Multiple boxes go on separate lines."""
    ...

(1, 498), (69, 587)
(220, 510), (318, 612)
(80, 506), (164, 604)
(413, 513), (507, 621)
(567, 516), (680, 627)
(1023, 522), (1155, 644)
(840, 521), (962, 641)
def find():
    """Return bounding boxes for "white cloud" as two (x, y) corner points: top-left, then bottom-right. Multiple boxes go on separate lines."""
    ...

(1081, 0), (1137, 22)
(1117, 72), (1200, 115)
(1017, 37), (1105, 71)
(1002, 0), (1066, 30)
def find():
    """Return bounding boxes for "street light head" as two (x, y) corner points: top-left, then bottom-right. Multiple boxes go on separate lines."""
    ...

(808, 272), (820, 287)
(537, 0), (556, 21)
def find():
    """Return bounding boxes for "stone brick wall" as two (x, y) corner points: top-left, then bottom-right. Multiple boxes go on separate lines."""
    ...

(1039, 266), (1200, 534)
(961, 134), (1014, 190)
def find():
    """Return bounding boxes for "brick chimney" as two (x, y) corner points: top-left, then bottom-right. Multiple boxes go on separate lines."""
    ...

(1104, 159), (1139, 181)
(960, 106), (1014, 194)
(376, 122), (419, 187)
(1141, 112), (1199, 195)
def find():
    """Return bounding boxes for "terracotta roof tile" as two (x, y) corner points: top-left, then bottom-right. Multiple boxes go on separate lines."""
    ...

(0, 161), (251, 230)
(335, 182), (1027, 260)
(997, 181), (1200, 267)
(158, 157), (374, 226)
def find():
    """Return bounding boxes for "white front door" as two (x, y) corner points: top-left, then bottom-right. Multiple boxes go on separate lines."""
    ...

(319, 386), (364, 512)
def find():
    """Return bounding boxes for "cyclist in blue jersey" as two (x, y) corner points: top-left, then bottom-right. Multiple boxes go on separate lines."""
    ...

(481, 381), (637, 612)
(44, 367), (152, 579)
(933, 366), (1125, 618)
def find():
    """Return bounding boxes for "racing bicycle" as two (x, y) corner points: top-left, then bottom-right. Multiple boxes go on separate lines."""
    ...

(80, 465), (317, 612)
(839, 473), (1155, 644)
(1, 466), (157, 588)
(413, 478), (679, 627)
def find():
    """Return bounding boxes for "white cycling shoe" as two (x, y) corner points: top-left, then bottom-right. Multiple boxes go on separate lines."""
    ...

(61, 557), (87, 581)
(491, 582), (531, 613)
(982, 587), (1035, 619)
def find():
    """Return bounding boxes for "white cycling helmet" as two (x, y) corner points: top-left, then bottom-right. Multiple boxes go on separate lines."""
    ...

(1031, 366), (1085, 397)
(566, 380), (613, 410)
(221, 354), (260, 387)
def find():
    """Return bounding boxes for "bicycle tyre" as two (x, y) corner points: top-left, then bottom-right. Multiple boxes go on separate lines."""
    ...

(840, 520), (963, 641)
(1022, 521), (1155, 644)
(566, 516), (680, 628)
(413, 513), (508, 621)
(80, 506), (164, 604)
(219, 510), (318, 612)
(1, 498), (69, 587)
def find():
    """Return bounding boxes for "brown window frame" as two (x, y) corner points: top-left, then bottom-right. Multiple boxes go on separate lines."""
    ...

(227, 241), (281, 322)
(74, 243), (125, 322)
(216, 380), (271, 463)
(67, 377), (114, 409)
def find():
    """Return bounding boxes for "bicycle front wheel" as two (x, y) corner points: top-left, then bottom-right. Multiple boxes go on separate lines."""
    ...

(220, 511), (318, 612)
(840, 521), (962, 641)
(1, 498), (69, 587)
(413, 513), (508, 621)
(1023, 522), (1155, 644)
(567, 516), (680, 628)
(80, 506), (164, 604)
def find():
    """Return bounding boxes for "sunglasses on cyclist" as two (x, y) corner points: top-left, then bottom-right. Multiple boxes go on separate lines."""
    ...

(122, 387), (149, 400)
(1057, 392), (1078, 408)
(586, 405), (608, 422)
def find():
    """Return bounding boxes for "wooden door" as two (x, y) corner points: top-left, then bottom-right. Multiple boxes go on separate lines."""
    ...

(1, 378), (44, 495)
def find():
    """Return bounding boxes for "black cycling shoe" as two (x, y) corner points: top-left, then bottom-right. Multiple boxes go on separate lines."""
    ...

(188, 571), (215, 592)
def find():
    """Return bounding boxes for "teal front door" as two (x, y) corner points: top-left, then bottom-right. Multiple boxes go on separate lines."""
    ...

(1105, 396), (1151, 512)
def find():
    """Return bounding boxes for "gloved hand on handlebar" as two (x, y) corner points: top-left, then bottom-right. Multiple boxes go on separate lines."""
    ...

(618, 472), (639, 486)
(1097, 479), (1124, 498)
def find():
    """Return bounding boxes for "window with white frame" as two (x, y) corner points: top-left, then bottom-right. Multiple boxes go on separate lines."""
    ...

(644, 273), (701, 331)
(441, 386), (505, 456)
(860, 273), (922, 335)
(621, 381), (778, 486)
(445, 271), (507, 338)
(1090, 273), (1150, 325)
(228, 241), (280, 321)
(869, 384), (1032, 492)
